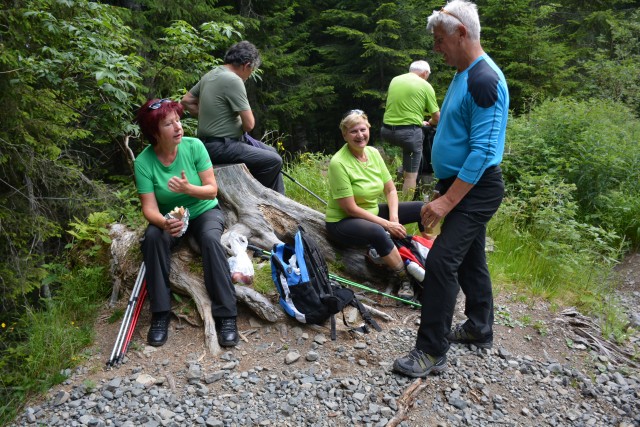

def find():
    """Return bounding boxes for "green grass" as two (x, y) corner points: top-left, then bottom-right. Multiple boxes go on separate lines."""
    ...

(249, 258), (276, 295)
(487, 214), (629, 342)
(0, 265), (109, 426)
(283, 152), (330, 213)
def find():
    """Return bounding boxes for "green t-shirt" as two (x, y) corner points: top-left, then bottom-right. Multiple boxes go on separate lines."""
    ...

(382, 72), (439, 125)
(325, 144), (392, 223)
(134, 136), (218, 219)
(189, 66), (250, 139)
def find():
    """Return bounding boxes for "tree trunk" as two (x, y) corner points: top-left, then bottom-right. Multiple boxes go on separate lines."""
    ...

(215, 163), (392, 284)
(109, 163), (391, 356)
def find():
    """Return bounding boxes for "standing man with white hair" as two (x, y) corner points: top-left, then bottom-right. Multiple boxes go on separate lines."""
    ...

(393, 0), (509, 378)
(381, 60), (440, 197)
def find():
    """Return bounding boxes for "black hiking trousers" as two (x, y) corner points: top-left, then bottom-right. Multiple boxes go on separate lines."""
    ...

(141, 206), (237, 318)
(416, 166), (504, 357)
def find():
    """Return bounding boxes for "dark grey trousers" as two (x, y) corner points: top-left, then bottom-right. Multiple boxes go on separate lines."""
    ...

(204, 138), (285, 195)
(141, 206), (237, 318)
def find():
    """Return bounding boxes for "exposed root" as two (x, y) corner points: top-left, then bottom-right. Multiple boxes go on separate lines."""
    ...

(558, 307), (639, 368)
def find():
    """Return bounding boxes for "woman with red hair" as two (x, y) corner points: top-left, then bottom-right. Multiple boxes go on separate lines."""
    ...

(134, 98), (238, 348)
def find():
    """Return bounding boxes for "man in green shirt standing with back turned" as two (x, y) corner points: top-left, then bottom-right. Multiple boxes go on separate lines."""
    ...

(381, 60), (440, 197)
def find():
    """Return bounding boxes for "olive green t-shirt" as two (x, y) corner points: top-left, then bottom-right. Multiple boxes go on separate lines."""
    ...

(325, 144), (392, 223)
(134, 137), (218, 219)
(382, 72), (439, 125)
(190, 66), (250, 139)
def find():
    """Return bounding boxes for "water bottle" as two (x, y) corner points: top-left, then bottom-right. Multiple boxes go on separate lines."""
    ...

(423, 190), (442, 239)
(405, 260), (425, 282)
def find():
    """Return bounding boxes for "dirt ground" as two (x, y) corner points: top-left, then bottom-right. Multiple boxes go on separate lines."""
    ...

(82, 251), (639, 390)
(25, 250), (639, 427)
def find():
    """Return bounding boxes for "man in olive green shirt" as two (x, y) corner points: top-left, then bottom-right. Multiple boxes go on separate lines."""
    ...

(381, 60), (440, 195)
(181, 41), (285, 194)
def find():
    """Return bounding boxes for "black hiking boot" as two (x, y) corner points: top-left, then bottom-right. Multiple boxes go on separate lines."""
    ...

(215, 317), (239, 347)
(147, 311), (170, 347)
(446, 323), (493, 349)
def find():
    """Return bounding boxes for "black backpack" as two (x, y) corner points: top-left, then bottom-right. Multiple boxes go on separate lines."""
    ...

(270, 226), (380, 340)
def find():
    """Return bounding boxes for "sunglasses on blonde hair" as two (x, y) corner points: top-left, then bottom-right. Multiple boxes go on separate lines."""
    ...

(342, 109), (365, 119)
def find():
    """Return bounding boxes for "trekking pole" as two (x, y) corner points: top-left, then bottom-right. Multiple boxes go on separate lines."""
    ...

(107, 262), (145, 366)
(281, 170), (327, 206)
(247, 245), (421, 308)
(327, 273), (421, 308)
(116, 280), (147, 365)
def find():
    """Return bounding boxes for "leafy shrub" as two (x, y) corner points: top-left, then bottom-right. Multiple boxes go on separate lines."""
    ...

(503, 97), (640, 246)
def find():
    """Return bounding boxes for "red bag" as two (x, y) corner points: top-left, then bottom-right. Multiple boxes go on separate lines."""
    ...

(395, 235), (433, 282)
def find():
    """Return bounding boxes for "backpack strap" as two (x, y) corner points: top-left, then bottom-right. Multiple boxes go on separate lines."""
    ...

(351, 297), (382, 332)
(330, 314), (337, 341)
(340, 309), (371, 335)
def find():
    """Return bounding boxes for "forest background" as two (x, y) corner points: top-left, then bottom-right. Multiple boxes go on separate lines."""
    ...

(1, 0), (639, 423)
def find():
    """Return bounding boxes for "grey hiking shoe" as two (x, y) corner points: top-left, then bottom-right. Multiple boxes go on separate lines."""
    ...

(393, 348), (447, 378)
(397, 280), (414, 300)
(446, 323), (493, 349)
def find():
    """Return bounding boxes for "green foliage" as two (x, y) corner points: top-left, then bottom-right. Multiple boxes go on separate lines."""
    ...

(482, 0), (578, 113)
(503, 98), (640, 246)
(147, 19), (244, 96)
(0, 0), (143, 313)
(0, 265), (108, 426)
(66, 212), (113, 264)
(571, 7), (640, 116)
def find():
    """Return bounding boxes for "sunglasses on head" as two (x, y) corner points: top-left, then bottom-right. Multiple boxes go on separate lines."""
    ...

(343, 109), (365, 119)
(439, 7), (464, 25)
(147, 99), (171, 110)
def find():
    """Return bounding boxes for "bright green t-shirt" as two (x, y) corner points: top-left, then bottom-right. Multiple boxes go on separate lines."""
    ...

(189, 66), (250, 139)
(382, 72), (439, 125)
(134, 136), (218, 219)
(325, 144), (392, 223)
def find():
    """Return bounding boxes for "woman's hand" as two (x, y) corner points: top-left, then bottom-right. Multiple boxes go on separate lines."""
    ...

(167, 171), (190, 194)
(385, 220), (407, 239)
(164, 217), (185, 237)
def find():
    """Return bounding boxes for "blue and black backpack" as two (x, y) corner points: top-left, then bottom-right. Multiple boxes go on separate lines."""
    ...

(270, 226), (380, 340)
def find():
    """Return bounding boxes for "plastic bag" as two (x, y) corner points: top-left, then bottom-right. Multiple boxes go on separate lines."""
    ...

(227, 232), (254, 285)
(164, 206), (190, 237)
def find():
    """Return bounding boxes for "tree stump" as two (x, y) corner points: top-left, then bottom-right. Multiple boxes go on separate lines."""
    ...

(109, 163), (392, 356)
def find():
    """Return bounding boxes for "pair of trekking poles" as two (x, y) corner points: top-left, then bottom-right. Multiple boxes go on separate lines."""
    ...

(107, 262), (147, 367)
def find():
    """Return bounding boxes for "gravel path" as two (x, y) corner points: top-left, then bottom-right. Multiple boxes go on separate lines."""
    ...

(8, 254), (640, 426)
(12, 293), (640, 427)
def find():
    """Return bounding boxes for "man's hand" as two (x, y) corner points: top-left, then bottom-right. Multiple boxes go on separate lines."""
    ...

(180, 92), (199, 117)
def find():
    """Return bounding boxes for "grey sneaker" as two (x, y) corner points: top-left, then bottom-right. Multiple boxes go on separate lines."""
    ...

(393, 348), (447, 378)
(397, 280), (414, 300)
(446, 323), (493, 349)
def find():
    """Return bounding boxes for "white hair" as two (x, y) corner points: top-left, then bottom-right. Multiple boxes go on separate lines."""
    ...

(426, 0), (481, 41)
(409, 60), (431, 74)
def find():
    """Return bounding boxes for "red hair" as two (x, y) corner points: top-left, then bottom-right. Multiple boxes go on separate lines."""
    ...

(136, 99), (184, 146)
